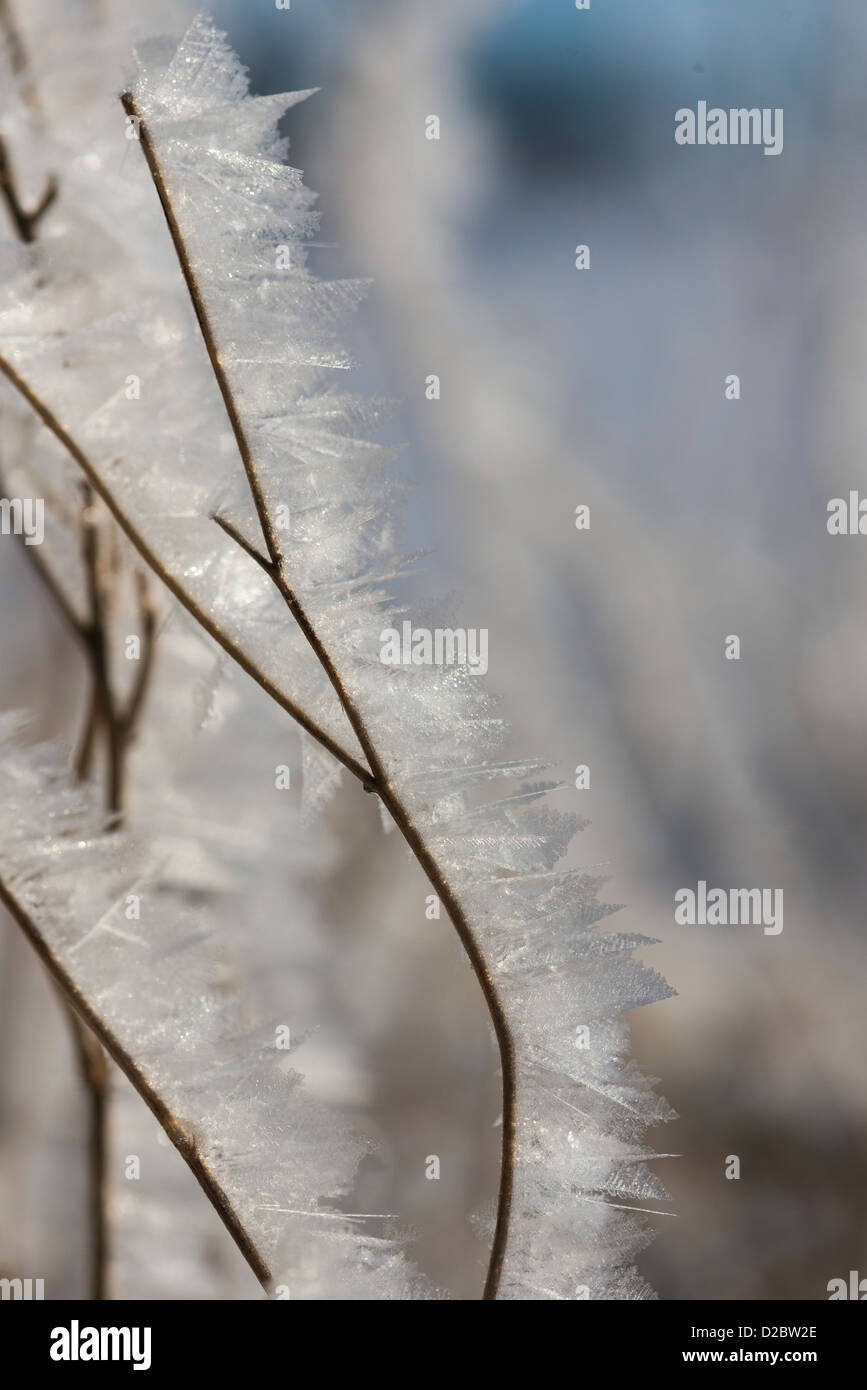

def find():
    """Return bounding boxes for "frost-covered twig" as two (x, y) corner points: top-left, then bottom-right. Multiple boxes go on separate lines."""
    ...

(73, 484), (158, 817)
(121, 85), (518, 1297)
(0, 720), (434, 1299)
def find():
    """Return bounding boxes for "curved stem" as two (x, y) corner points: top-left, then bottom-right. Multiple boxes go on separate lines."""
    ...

(0, 873), (271, 1286)
(121, 95), (515, 1297)
(376, 788), (515, 1299)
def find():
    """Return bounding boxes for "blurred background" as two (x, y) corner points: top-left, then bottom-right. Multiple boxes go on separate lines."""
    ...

(3, 0), (867, 1299)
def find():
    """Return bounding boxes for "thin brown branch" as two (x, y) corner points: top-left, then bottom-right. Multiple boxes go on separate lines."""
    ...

(122, 94), (280, 568)
(122, 94), (515, 1298)
(73, 694), (102, 782)
(211, 511), (274, 577)
(75, 484), (149, 820)
(0, 460), (145, 818)
(0, 134), (56, 243)
(0, 873), (271, 1287)
(70, 485), (117, 815)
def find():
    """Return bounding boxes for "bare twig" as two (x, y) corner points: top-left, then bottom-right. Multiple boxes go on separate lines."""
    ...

(0, 134), (56, 243)
(121, 94), (516, 1299)
(0, 875), (270, 1287)
(73, 693), (102, 783)
(210, 512), (273, 576)
(73, 484), (158, 820)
